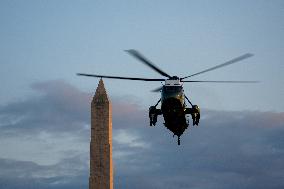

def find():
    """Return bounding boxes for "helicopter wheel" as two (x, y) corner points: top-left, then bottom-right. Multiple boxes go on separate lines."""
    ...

(178, 136), (181, 145)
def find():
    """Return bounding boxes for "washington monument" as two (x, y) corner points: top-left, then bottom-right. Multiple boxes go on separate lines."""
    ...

(89, 79), (113, 189)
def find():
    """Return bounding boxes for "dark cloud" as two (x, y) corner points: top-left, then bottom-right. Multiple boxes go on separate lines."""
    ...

(0, 157), (88, 189)
(0, 80), (283, 189)
(0, 80), (90, 136)
(113, 110), (284, 189)
(0, 80), (146, 136)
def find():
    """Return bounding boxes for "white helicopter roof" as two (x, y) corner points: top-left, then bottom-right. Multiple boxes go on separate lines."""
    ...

(165, 77), (182, 86)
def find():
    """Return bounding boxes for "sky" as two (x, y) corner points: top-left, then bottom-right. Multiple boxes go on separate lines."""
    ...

(0, 0), (283, 188)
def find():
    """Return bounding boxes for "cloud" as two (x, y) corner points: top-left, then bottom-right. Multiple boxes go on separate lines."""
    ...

(114, 109), (284, 189)
(0, 80), (146, 136)
(0, 80), (284, 189)
(0, 82), (88, 137)
(0, 157), (88, 189)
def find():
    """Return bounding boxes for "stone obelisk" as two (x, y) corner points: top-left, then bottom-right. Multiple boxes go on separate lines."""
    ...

(89, 79), (113, 189)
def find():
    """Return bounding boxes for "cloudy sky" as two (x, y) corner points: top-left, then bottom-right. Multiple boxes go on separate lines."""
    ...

(0, 1), (283, 189)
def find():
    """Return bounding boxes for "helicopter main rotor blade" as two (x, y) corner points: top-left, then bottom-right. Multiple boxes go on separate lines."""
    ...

(151, 86), (163, 92)
(125, 49), (171, 78)
(181, 53), (254, 80)
(182, 80), (259, 83)
(77, 73), (165, 81)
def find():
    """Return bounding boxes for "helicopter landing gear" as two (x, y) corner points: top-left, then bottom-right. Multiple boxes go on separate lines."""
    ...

(149, 106), (158, 126)
(173, 135), (181, 145)
(192, 105), (200, 126)
(178, 136), (181, 145)
(185, 106), (200, 126)
(149, 99), (162, 126)
(184, 96), (200, 126)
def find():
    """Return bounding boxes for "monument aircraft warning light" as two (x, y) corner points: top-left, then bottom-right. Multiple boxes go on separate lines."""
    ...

(77, 49), (258, 145)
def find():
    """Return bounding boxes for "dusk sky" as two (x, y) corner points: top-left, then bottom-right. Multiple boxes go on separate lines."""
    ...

(0, 1), (283, 189)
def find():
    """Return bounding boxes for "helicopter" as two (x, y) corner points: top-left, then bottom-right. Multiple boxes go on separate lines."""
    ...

(77, 49), (257, 145)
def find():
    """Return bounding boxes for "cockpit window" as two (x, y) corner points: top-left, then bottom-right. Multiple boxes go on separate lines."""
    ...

(164, 86), (182, 92)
